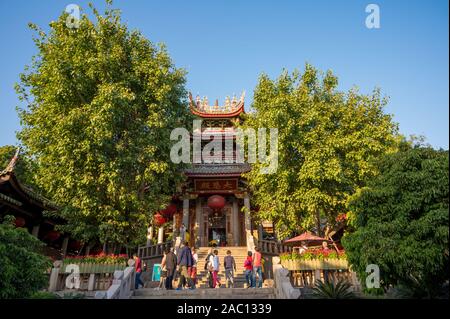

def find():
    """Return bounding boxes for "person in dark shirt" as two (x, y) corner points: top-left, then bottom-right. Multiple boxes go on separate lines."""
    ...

(176, 241), (194, 290)
(223, 250), (237, 288)
(162, 247), (177, 290)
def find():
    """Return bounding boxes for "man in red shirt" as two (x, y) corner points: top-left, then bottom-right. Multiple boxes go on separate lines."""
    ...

(244, 251), (254, 288)
(133, 253), (144, 289)
(252, 247), (263, 288)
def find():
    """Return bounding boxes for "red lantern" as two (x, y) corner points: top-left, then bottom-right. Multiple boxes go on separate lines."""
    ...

(46, 230), (61, 241)
(162, 203), (177, 219)
(207, 195), (225, 210)
(14, 216), (26, 228)
(154, 213), (167, 227)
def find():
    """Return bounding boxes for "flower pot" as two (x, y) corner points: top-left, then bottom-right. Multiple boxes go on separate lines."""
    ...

(303, 260), (315, 270)
(293, 260), (302, 270)
(299, 260), (307, 271)
(324, 259), (337, 270)
(285, 260), (292, 270)
(339, 259), (349, 270)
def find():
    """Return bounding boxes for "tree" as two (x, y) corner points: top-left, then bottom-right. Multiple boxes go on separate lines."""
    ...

(342, 146), (449, 298)
(242, 65), (399, 239)
(15, 2), (192, 249)
(0, 216), (51, 299)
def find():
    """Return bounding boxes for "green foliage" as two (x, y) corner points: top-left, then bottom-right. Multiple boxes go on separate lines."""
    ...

(0, 218), (52, 299)
(242, 65), (399, 238)
(342, 146), (449, 298)
(15, 2), (192, 247)
(280, 249), (346, 261)
(63, 253), (128, 264)
(61, 292), (86, 299)
(29, 291), (60, 299)
(312, 279), (356, 299)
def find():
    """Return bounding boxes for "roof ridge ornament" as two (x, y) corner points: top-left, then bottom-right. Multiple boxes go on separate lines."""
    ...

(188, 91), (245, 117)
(1, 147), (20, 175)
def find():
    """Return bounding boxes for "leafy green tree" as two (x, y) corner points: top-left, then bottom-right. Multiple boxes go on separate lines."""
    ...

(0, 216), (51, 299)
(342, 146), (449, 298)
(15, 2), (192, 249)
(243, 65), (399, 239)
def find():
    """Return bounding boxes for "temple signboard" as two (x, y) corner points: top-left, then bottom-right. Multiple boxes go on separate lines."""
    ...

(194, 179), (238, 192)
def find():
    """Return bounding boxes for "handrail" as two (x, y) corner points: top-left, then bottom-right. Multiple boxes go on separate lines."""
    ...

(138, 241), (172, 260)
(255, 238), (293, 255)
(95, 265), (135, 299)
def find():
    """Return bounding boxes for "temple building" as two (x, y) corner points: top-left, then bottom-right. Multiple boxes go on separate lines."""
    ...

(0, 149), (74, 258)
(171, 92), (265, 251)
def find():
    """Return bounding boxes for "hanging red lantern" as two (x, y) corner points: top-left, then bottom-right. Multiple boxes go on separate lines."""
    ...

(154, 213), (167, 227)
(162, 203), (177, 219)
(207, 195), (225, 210)
(14, 216), (26, 228)
(46, 230), (61, 241)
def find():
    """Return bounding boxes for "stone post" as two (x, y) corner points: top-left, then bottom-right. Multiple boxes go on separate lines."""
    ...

(183, 197), (189, 228)
(31, 224), (40, 237)
(232, 197), (240, 246)
(88, 273), (96, 291)
(157, 226), (164, 244)
(258, 224), (264, 241)
(195, 197), (202, 248)
(244, 194), (255, 252)
(48, 261), (62, 292)
(146, 226), (153, 246)
(61, 236), (69, 257)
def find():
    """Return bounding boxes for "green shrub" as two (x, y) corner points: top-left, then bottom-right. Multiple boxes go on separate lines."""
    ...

(29, 291), (60, 299)
(312, 279), (356, 299)
(0, 217), (52, 298)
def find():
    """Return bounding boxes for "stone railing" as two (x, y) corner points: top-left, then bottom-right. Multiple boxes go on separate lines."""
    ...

(255, 239), (293, 256)
(279, 258), (361, 291)
(138, 241), (172, 260)
(48, 260), (127, 292)
(95, 265), (135, 299)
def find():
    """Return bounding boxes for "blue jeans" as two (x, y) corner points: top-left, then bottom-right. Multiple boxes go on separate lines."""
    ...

(245, 269), (253, 287)
(135, 272), (144, 289)
(252, 266), (263, 288)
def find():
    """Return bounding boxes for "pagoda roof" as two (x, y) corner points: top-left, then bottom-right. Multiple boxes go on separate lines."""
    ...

(184, 163), (251, 177)
(188, 92), (245, 118)
(0, 148), (58, 212)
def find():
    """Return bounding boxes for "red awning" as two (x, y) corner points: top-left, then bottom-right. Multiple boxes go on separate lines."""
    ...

(284, 232), (330, 244)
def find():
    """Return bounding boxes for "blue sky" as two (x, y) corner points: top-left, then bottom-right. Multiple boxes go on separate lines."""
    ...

(0, 0), (448, 149)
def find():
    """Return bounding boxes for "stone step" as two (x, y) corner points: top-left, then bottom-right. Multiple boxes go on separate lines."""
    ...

(132, 287), (275, 299)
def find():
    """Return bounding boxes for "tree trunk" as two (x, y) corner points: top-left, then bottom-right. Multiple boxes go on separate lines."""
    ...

(316, 210), (323, 237)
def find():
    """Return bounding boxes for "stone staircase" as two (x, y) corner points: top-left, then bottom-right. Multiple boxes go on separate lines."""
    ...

(195, 247), (249, 288)
(132, 247), (276, 299)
